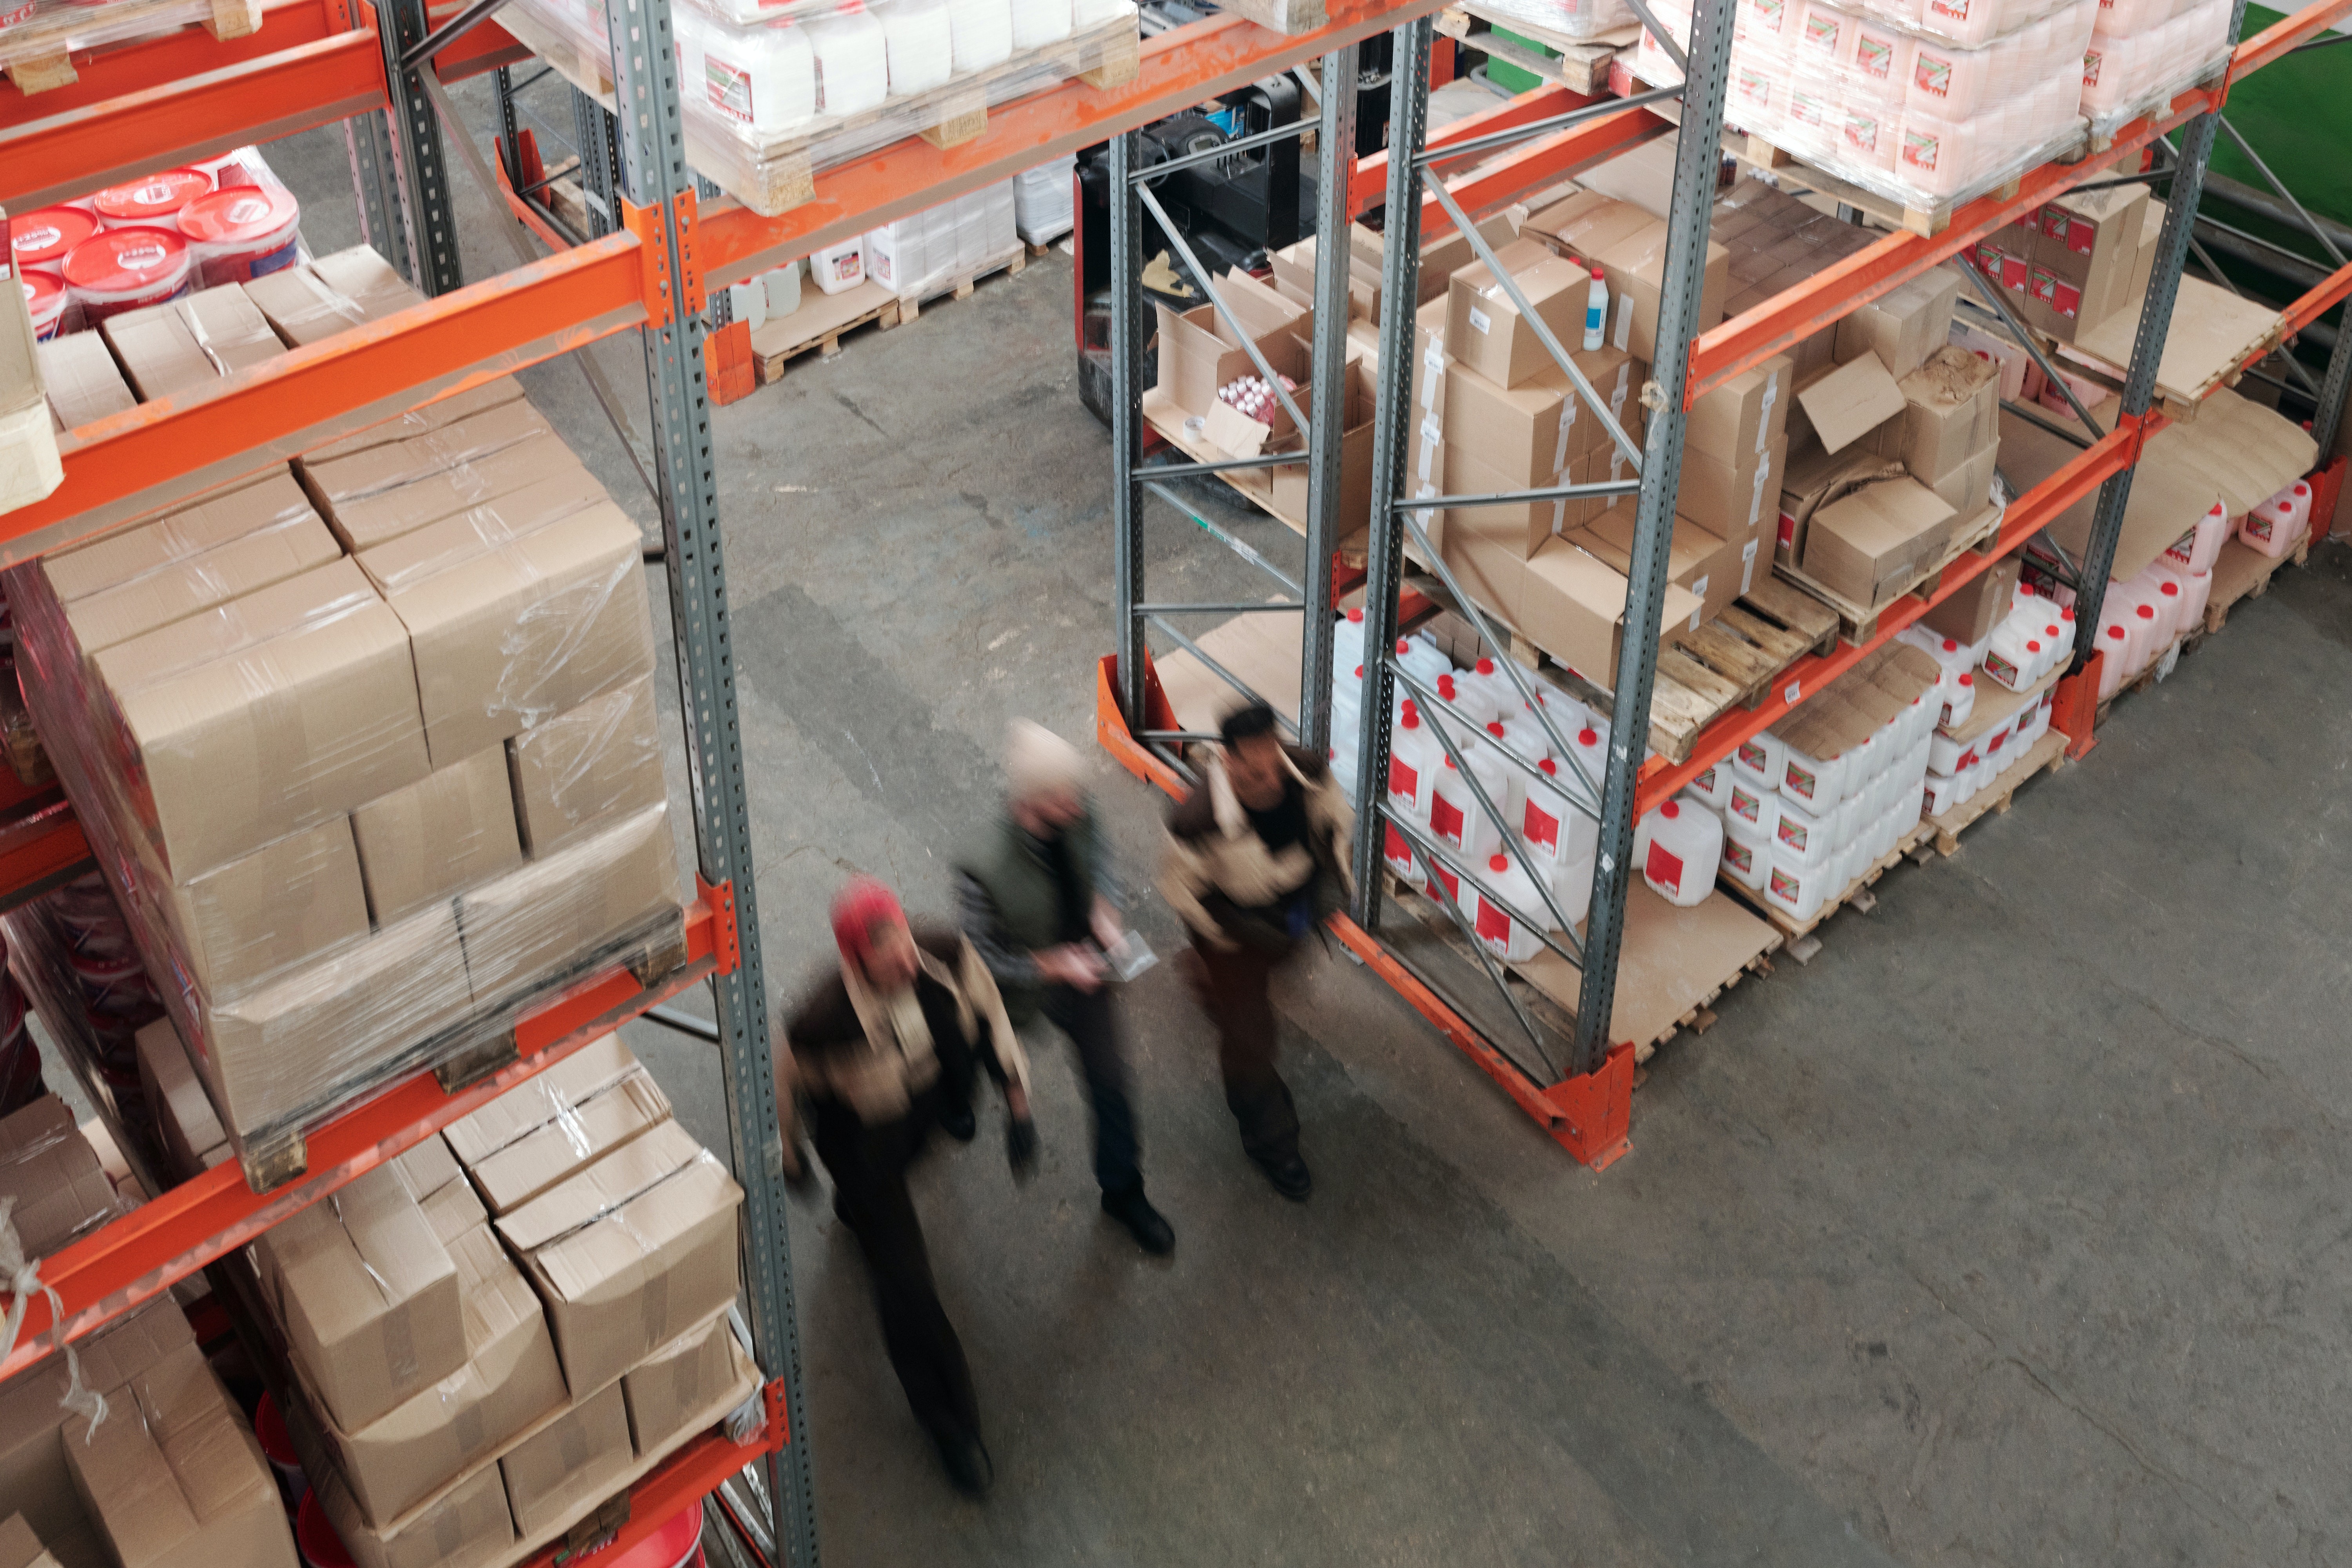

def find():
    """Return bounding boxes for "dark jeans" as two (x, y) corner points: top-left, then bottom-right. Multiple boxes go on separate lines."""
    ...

(1040, 981), (1142, 1196)
(1192, 936), (1301, 1168)
(809, 1092), (980, 1451)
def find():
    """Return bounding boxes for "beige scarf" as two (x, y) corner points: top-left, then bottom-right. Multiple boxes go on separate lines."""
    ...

(825, 947), (967, 1124)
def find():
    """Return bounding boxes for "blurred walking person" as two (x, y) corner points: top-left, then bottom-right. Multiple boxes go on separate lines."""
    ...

(957, 720), (1175, 1256)
(1160, 701), (1352, 1200)
(779, 877), (1039, 1496)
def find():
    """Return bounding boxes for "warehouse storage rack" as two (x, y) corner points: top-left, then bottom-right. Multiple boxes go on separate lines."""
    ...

(0, 1), (1454, 1561)
(1094, 0), (2352, 1167)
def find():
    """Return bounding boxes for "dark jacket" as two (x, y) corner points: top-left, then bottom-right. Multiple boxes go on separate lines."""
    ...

(955, 804), (1107, 1024)
(1160, 744), (1354, 951)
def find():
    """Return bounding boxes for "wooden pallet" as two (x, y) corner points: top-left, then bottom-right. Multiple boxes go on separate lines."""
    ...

(1639, 579), (1840, 762)
(1636, 948), (1775, 1066)
(2202, 530), (2310, 633)
(747, 278), (903, 385)
(1022, 230), (1072, 258)
(1718, 817), (1936, 963)
(1, 0), (257, 87)
(1925, 728), (2068, 857)
(1437, 6), (1637, 94)
(893, 246), (1027, 323)
(1715, 127), (2053, 238)
(1774, 501), (2005, 646)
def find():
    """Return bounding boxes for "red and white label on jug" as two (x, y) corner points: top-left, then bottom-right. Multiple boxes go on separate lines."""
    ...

(1388, 758), (1419, 805)
(1430, 795), (1466, 848)
(1475, 898), (1512, 952)
(1776, 816), (1806, 852)
(1784, 762), (1817, 800)
(1731, 786), (1762, 823)
(1645, 841), (1683, 895)
(1523, 800), (1559, 855)
(1724, 840), (1752, 874)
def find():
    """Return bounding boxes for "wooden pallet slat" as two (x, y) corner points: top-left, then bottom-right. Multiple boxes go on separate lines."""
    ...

(748, 278), (904, 384)
(1928, 728), (2068, 856)
(2203, 531), (2310, 633)
(893, 245), (1027, 323)
(1774, 501), (2004, 645)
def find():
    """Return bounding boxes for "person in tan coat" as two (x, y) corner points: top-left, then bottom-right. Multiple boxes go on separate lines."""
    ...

(1158, 701), (1353, 1199)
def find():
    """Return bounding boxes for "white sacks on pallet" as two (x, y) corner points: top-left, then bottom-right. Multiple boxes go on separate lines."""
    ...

(865, 181), (1019, 300)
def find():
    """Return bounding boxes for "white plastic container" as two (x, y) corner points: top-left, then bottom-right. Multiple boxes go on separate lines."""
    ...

(1009, 0), (1073, 46)
(22, 270), (66, 340)
(1479, 721), (1539, 825)
(1382, 820), (1427, 888)
(2125, 601), (2162, 674)
(1582, 264), (1609, 352)
(2280, 479), (2313, 538)
(1463, 656), (1526, 722)
(1719, 832), (1768, 892)
(93, 167), (213, 231)
(61, 225), (193, 323)
(2239, 494), (2299, 558)
(1429, 749), (1508, 865)
(1556, 725), (1610, 799)
(808, 14), (889, 114)
(1386, 701), (1439, 819)
(727, 279), (769, 331)
(1395, 636), (1454, 691)
(1521, 757), (1599, 877)
(809, 238), (867, 294)
(175, 185), (301, 288)
(2164, 501), (2229, 573)
(1778, 732), (1846, 811)
(2143, 572), (2187, 646)
(1937, 669), (1977, 729)
(1430, 670), (1500, 742)
(1731, 728), (1786, 791)
(878, 0), (955, 93)
(2092, 612), (2131, 697)
(762, 261), (803, 318)
(1921, 768), (1965, 818)
(1981, 618), (2042, 692)
(1772, 790), (1832, 867)
(948, 0), (1014, 70)
(2174, 565), (2213, 629)
(1684, 760), (1733, 811)
(1637, 800), (1721, 908)
(1332, 606), (1368, 677)
(1765, 852), (1826, 924)
(1723, 777), (1780, 848)
(1472, 852), (1553, 962)
(1332, 662), (1365, 739)
(1928, 725), (1974, 777)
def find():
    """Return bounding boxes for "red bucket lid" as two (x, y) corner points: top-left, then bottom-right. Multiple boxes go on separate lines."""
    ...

(295, 1495), (354, 1568)
(255, 1392), (299, 1465)
(606, 1503), (703, 1567)
(93, 167), (213, 225)
(178, 185), (299, 244)
(11, 206), (100, 268)
(21, 269), (63, 313)
(62, 227), (188, 292)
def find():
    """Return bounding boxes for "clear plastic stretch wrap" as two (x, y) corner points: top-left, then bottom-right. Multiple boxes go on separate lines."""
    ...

(0, 872), (167, 1126)
(1446, 0), (1636, 40)
(1012, 154), (1076, 244)
(0, 1093), (130, 1268)
(1639, 0), (2100, 208)
(2079, 0), (2233, 134)
(864, 180), (1019, 300)
(0, 0), (256, 73)
(504, 0), (1138, 215)
(7, 375), (686, 1178)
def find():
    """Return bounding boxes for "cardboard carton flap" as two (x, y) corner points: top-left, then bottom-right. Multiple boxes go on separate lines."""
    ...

(497, 1119), (704, 1255)
(528, 1154), (740, 1312)
(1795, 351), (1905, 455)
(44, 474), (315, 603)
(444, 1034), (644, 1167)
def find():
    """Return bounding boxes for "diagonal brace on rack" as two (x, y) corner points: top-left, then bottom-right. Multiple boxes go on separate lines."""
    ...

(1397, 477), (1641, 512)
(2216, 113), (2348, 267)
(1419, 169), (1645, 470)
(1956, 260), (2107, 437)
(1142, 480), (1304, 595)
(1135, 183), (1312, 437)
(1142, 116), (1316, 180)
(1145, 614), (1302, 740)
(1385, 812), (1562, 1078)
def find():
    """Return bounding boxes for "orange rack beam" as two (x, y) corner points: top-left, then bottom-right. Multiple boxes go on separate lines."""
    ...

(0, 895), (729, 1383)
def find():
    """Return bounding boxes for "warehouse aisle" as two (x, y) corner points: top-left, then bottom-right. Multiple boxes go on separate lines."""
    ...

(265, 114), (2352, 1565)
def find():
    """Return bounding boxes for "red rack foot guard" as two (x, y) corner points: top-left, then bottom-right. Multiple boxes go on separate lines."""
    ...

(2053, 652), (2103, 760)
(706, 319), (756, 405)
(1542, 1042), (1635, 1169)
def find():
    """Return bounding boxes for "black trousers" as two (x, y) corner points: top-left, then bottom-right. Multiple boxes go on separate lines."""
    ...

(1041, 981), (1143, 1196)
(809, 1091), (980, 1450)
(1191, 935), (1301, 1168)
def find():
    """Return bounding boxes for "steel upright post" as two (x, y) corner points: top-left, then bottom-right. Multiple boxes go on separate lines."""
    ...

(1348, 17), (1431, 925)
(492, 64), (522, 187)
(343, 109), (415, 282)
(1111, 130), (1149, 729)
(2066, 0), (2251, 660)
(600, 0), (818, 1560)
(1570, 0), (1736, 1071)
(2310, 287), (2352, 460)
(1298, 45), (1361, 756)
(371, 0), (463, 294)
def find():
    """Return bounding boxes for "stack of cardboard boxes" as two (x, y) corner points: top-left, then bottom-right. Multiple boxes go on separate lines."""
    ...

(1968, 185), (2162, 347)
(7, 377), (682, 1174)
(0, 1094), (129, 1267)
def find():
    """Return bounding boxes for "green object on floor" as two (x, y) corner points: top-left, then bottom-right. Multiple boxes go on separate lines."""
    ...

(1483, 26), (1558, 94)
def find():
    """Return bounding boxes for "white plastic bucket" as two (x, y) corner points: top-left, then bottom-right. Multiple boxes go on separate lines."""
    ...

(93, 166), (213, 230)
(176, 184), (301, 288)
(62, 225), (193, 323)
(21, 270), (66, 340)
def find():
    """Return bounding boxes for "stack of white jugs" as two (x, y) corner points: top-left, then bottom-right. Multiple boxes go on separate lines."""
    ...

(1336, 612), (1639, 964)
(2078, 483), (2285, 699)
(1897, 581), (2068, 823)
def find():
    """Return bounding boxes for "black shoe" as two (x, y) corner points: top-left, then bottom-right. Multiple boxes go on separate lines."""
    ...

(938, 1102), (977, 1143)
(936, 1433), (994, 1496)
(1259, 1156), (1312, 1201)
(1100, 1184), (1176, 1256)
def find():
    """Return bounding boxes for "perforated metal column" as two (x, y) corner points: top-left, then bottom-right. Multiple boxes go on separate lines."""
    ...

(1110, 130), (1149, 728)
(343, 108), (415, 283)
(372, 0), (462, 294)
(1298, 46), (1361, 755)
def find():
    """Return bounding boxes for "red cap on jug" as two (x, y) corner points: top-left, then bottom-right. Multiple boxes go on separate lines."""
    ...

(1958, 673), (1973, 686)
(2026, 640), (2040, 652)
(2047, 625), (2060, 637)
(2136, 604), (2155, 619)
(1476, 657), (1495, 676)
(1941, 638), (1958, 652)
(2107, 625), (2125, 640)
(1444, 756), (1458, 770)
(1661, 801), (1680, 818)
(1490, 854), (1510, 873)
(2159, 582), (2178, 597)
(1578, 728), (1599, 746)
(1346, 607), (1363, 623)
(1400, 706), (1419, 728)
(2061, 607), (2075, 621)
(1437, 673), (1457, 697)
(1486, 722), (1507, 739)
(1591, 264), (1606, 278)
(1396, 639), (1412, 654)
(1539, 758), (1558, 775)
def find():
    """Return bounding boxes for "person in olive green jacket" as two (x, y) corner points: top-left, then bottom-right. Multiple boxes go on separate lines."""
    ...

(955, 721), (1174, 1256)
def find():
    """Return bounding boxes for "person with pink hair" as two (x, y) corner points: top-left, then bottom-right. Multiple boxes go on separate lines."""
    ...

(778, 875), (1037, 1496)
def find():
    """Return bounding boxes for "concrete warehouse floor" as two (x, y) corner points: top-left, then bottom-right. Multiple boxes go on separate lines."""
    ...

(207, 98), (2352, 1566)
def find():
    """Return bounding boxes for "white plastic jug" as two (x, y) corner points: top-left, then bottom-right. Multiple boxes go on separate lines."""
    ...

(878, 0), (955, 93)
(2164, 501), (2228, 573)
(1472, 851), (1554, 962)
(1332, 607), (1368, 677)
(1332, 662), (1366, 736)
(1555, 725), (1610, 799)
(2126, 601), (2162, 674)
(1430, 749), (1508, 865)
(1009, 0), (1072, 44)
(1719, 832), (1768, 892)
(2093, 614), (2131, 697)
(1772, 790), (1832, 867)
(1765, 850), (1826, 923)
(1387, 702), (1439, 819)
(2239, 494), (2299, 559)
(1330, 744), (1360, 804)
(1937, 668), (1977, 728)
(810, 237), (867, 294)
(762, 261), (802, 319)
(2174, 565), (2213, 630)
(687, 13), (818, 132)
(1637, 800), (1721, 908)
(1381, 819), (1428, 889)
(1521, 757), (1599, 873)
(1464, 657), (1529, 722)
(1684, 760), (1733, 811)
(1723, 777), (1780, 847)
(947, 0), (1014, 71)
(1395, 636), (1454, 692)
(808, 14), (889, 114)
(1477, 721), (1538, 824)
(1982, 618), (2042, 692)
(1731, 728), (1785, 791)
(1430, 670), (1500, 742)
(1921, 768), (1964, 818)
(2281, 479), (2313, 537)
(1779, 732), (1846, 811)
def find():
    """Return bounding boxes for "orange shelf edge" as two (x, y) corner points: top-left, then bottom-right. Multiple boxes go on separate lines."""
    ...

(0, 898), (722, 1384)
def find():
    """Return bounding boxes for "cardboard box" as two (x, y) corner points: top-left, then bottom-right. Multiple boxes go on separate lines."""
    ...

(1445, 249), (1598, 390)
(1574, 506), (1737, 631)
(1776, 437), (1906, 563)
(1414, 214), (1520, 308)
(1266, 226), (1382, 318)
(1441, 344), (1633, 481)
(1440, 442), (1582, 557)
(321, 1223), (568, 1526)
(2130, 198), (2163, 305)
(102, 303), (217, 403)
(259, 1161), (466, 1433)
(0, 1515), (64, 1568)
(1515, 535), (1702, 682)
(352, 747), (525, 924)
(1894, 345), (2001, 481)
(2034, 184), (2149, 340)
(1686, 352), (1792, 466)
(1831, 268), (1962, 381)
(94, 559), (432, 880)
(245, 247), (425, 348)
(202, 900), (475, 1142)
(1266, 359), (1376, 538)
(1436, 518), (1525, 626)
(1676, 434), (1784, 540)
(312, 1452), (513, 1568)
(456, 801), (681, 1014)
(63, 515), (342, 654)
(37, 332), (137, 433)
(1920, 551), (2021, 644)
(323, 442), (601, 557)
(1521, 189), (1730, 362)
(135, 1018), (229, 1178)
(1150, 270), (1307, 418)
(302, 403), (552, 510)
(466, 1069), (670, 1217)
(1916, 441), (1998, 518)
(0, 1098), (120, 1261)
(302, 379), (530, 465)
(1793, 351), (1906, 456)
(153, 815), (372, 995)
(623, 1313), (755, 1458)
(443, 1034), (647, 1171)
(363, 501), (655, 768)
(495, 1120), (744, 1397)
(498, 1381), (633, 1539)
(62, 1343), (297, 1568)
(0, 1302), (194, 1547)
(1801, 478), (1958, 606)
(506, 675), (666, 857)
(43, 474), (314, 602)
(394, 1131), (466, 1207)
